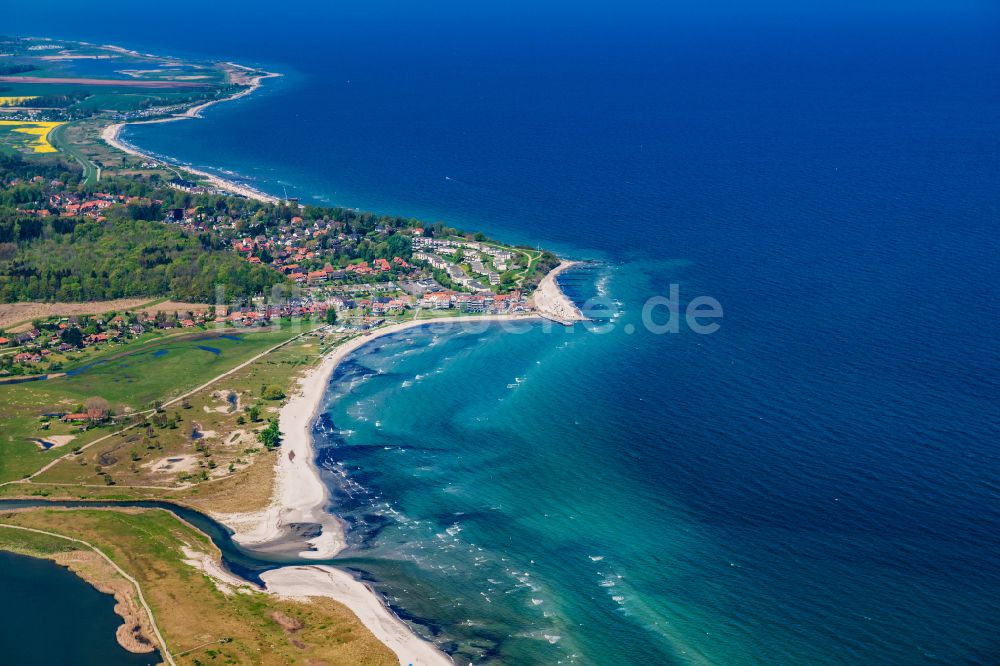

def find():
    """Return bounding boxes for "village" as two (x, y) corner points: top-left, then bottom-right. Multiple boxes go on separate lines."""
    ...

(1, 159), (558, 379)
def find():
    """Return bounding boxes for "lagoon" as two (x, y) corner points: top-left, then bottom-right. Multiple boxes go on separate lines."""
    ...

(0, 550), (160, 666)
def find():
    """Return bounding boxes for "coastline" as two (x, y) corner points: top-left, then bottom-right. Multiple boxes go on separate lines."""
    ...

(217, 314), (546, 666)
(533, 260), (587, 323)
(262, 565), (452, 666)
(219, 313), (546, 557)
(89, 49), (581, 664)
(99, 64), (282, 204)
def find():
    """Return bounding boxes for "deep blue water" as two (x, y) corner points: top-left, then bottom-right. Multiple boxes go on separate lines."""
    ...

(0, 551), (161, 666)
(7, 3), (1000, 664)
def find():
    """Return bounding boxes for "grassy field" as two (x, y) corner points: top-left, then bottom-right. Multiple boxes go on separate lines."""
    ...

(0, 322), (316, 483)
(47, 121), (98, 183)
(51, 117), (132, 173)
(28, 328), (334, 503)
(0, 508), (396, 665)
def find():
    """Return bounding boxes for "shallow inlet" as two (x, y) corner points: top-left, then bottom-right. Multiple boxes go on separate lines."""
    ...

(0, 499), (297, 581)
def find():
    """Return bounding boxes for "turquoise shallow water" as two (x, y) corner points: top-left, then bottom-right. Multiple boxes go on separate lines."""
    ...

(314, 284), (1000, 665)
(5, 3), (1000, 663)
(128, 16), (1000, 664)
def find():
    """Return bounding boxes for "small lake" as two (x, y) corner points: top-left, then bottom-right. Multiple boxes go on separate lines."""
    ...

(0, 550), (160, 666)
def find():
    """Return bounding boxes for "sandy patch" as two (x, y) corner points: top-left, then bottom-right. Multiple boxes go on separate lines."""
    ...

(222, 430), (247, 448)
(204, 389), (240, 413)
(143, 454), (199, 474)
(181, 546), (255, 596)
(34, 434), (76, 449)
(532, 261), (586, 323)
(263, 565), (451, 666)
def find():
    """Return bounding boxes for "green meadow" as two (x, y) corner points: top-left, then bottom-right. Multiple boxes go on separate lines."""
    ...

(0, 322), (311, 483)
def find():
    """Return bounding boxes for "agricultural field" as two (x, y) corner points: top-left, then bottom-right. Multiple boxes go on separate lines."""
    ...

(0, 120), (61, 153)
(0, 298), (163, 331)
(0, 96), (38, 107)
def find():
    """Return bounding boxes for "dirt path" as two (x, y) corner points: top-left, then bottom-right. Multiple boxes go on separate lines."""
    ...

(2, 326), (322, 486)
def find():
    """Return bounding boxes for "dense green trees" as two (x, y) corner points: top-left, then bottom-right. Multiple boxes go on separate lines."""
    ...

(0, 150), (535, 303)
(260, 385), (285, 401)
(0, 216), (286, 302)
(258, 419), (281, 450)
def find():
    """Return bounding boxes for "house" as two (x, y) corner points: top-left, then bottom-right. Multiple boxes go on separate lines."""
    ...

(420, 292), (455, 309)
(386, 298), (410, 312)
(346, 262), (375, 275)
(461, 297), (486, 313)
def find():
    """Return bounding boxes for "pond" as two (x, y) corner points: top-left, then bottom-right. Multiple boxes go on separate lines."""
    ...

(0, 550), (161, 666)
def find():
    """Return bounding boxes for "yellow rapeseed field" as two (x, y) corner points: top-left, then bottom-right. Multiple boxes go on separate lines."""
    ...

(0, 120), (63, 153)
(0, 96), (39, 107)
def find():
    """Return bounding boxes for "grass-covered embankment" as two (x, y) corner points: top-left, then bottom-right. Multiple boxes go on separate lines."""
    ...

(0, 507), (396, 665)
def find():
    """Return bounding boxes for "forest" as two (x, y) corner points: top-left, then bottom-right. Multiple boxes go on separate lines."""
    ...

(0, 215), (286, 302)
(0, 155), (286, 302)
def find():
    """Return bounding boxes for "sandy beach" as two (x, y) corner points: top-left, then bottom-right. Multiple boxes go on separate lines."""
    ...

(533, 260), (587, 322)
(216, 314), (558, 665)
(219, 313), (543, 559)
(262, 565), (453, 666)
(95, 58), (582, 661)
(100, 64), (282, 204)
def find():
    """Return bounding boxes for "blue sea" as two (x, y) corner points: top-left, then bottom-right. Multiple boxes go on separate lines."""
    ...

(9, 2), (1000, 664)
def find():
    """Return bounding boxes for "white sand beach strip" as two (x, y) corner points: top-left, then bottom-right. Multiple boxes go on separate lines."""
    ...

(218, 314), (543, 559)
(262, 564), (453, 666)
(533, 261), (586, 323)
(99, 68), (281, 204)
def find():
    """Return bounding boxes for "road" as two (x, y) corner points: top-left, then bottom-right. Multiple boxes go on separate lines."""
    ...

(48, 122), (99, 185)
